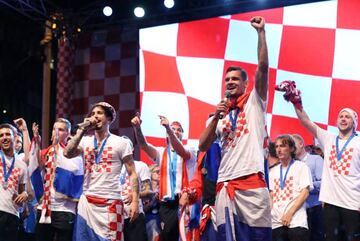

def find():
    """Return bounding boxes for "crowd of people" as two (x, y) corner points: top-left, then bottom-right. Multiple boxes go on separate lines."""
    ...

(0, 16), (359, 241)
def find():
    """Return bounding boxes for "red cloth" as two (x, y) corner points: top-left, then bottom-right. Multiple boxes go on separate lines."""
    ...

(216, 173), (267, 200)
(228, 92), (251, 112)
(182, 151), (206, 205)
(159, 147), (189, 200)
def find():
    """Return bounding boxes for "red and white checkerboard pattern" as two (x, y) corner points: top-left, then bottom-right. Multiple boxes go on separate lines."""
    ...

(56, 37), (76, 119)
(0, 165), (21, 190)
(221, 112), (249, 149)
(139, 0), (360, 152)
(83, 146), (113, 173)
(71, 28), (138, 138)
(272, 176), (294, 203)
(329, 145), (353, 176)
(108, 199), (124, 241)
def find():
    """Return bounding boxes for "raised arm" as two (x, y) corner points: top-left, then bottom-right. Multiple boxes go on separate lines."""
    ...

(131, 114), (158, 160)
(294, 107), (318, 138)
(14, 118), (31, 164)
(251, 16), (268, 101)
(123, 154), (139, 222)
(159, 115), (191, 160)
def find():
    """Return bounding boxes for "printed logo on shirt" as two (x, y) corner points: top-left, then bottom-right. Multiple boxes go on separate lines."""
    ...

(329, 145), (353, 176)
(221, 111), (249, 149)
(272, 176), (294, 203)
(83, 146), (113, 173)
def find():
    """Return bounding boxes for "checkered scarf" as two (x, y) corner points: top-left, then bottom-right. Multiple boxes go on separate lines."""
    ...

(39, 144), (62, 223)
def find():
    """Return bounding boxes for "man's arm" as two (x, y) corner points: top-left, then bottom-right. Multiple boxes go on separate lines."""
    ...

(294, 107), (318, 138)
(14, 118), (31, 164)
(63, 128), (86, 158)
(159, 115), (191, 160)
(199, 100), (228, 152)
(123, 154), (140, 222)
(131, 114), (158, 160)
(139, 179), (154, 199)
(311, 155), (323, 194)
(251, 16), (268, 101)
(281, 186), (309, 226)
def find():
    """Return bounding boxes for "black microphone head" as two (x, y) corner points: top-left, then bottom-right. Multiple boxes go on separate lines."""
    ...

(224, 90), (232, 98)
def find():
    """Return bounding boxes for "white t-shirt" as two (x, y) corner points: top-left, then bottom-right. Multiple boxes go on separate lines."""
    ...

(153, 145), (196, 199)
(0, 153), (28, 217)
(316, 127), (360, 210)
(120, 161), (151, 219)
(37, 147), (83, 214)
(269, 160), (313, 229)
(216, 89), (268, 182)
(80, 134), (133, 200)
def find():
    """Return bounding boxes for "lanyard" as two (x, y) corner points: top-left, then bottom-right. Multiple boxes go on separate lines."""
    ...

(280, 159), (294, 190)
(1, 151), (15, 184)
(93, 134), (110, 165)
(229, 108), (240, 131)
(167, 146), (177, 199)
(335, 133), (355, 161)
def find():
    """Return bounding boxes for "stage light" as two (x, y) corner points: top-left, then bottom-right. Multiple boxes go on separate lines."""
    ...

(103, 6), (113, 17)
(164, 0), (175, 9)
(134, 6), (145, 18)
(2, 110), (7, 114)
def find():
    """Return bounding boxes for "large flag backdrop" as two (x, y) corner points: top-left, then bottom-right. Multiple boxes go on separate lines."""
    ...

(139, 0), (360, 155)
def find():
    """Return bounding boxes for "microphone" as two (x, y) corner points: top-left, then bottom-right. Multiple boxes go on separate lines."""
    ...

(76, 121), (91, 130)
(219, 90), (231, 119)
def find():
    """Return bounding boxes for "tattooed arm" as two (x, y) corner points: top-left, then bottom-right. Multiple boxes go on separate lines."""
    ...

(63, 128), (86, 158)
(139, 179), (154, 199)
(123, 154), (140, 222)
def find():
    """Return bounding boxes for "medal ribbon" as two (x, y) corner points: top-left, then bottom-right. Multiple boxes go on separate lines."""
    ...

(0, 151), (15, 186)
(93, 133), (110, 165)
(336, 133), (355, 161)
(280, 159), (294, 190)
(229, 108), (240, 131)
(167, 146), (178, 200)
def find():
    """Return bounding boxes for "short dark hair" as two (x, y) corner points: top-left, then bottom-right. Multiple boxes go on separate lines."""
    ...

(275, 134), (297, 159)
(226, 66), (248, 82)
(0, 123), (16, 137)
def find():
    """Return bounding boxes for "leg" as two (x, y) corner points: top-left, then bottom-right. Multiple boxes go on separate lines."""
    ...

(123, 213), (147, 241)
(159, 200), (179, 241)
(339, 207), (360, 241)
(51, 211), (75, 241)
(288, 227), (309, 241)
(322, 203), (340, 241)
(0, 211), (20, 241)
(307, 205), (324, 241)
(272, 226), (290, 241)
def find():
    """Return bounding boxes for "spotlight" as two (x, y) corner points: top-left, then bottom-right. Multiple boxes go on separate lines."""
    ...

(134, 6), (145, 18)
(2, 109), (7, 114)
(164, 0), (175, 9)
(103, 6), (113, 17)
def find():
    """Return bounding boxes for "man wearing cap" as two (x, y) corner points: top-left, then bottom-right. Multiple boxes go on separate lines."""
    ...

(131, 113), (197, 241)
(29, 118), (83, 241)
(64, 102), (139, 241)
(291, 101), (360, 240)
